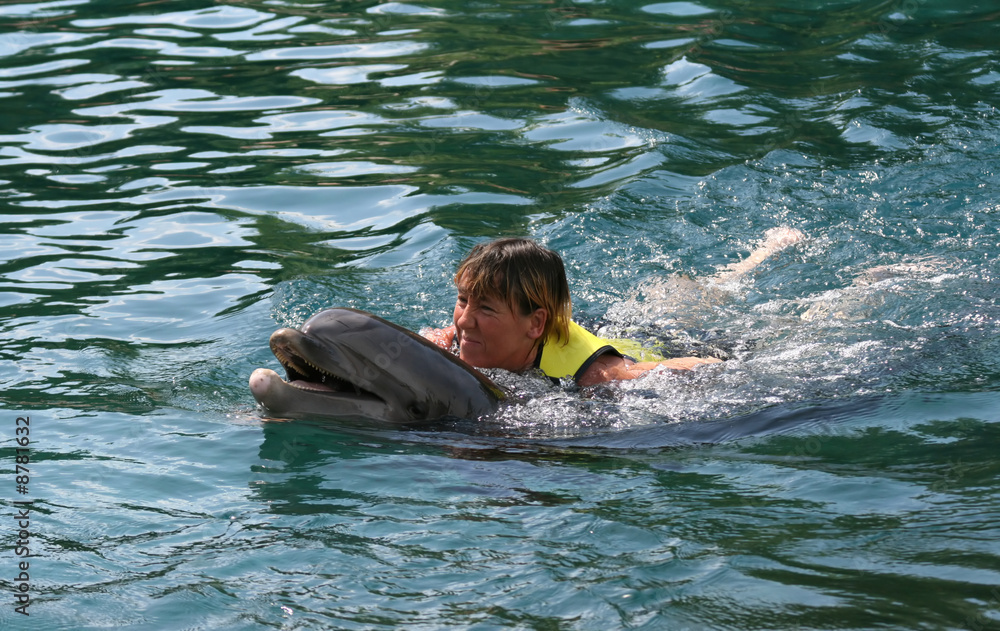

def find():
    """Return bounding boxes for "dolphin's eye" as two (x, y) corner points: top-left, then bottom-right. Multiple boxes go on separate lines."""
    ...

(407, 403), (427, 417)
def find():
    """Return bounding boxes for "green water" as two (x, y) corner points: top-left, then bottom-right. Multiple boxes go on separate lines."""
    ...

(2, 0), (1000, 628)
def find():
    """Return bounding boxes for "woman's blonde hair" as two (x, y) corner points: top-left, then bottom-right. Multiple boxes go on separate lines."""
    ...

(455, 238), (571, 344)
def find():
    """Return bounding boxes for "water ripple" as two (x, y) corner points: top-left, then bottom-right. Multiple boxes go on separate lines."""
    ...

(245, 40), (429, 61)
(71, 6), (272, 30)
(182, 109), (384, 139)
(2, 2), (1000, 626)
(75, 90), (321, 116)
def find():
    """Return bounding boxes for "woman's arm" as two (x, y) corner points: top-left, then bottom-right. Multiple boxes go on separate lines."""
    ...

(578, 352), (721, 387)
(420, 325), (457, 350)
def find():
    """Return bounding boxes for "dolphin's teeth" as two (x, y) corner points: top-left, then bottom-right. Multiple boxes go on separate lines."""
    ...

(271, 336), (378, 398)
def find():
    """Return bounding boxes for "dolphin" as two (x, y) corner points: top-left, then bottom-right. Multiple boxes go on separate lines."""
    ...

(249, 307), (505, 424)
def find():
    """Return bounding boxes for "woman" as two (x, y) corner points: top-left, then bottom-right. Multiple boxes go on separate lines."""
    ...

(420, 236), (784, 387)
(421, 232), (804, 386)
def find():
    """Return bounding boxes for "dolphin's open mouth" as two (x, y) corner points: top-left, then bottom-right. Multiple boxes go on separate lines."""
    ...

(270, 331), (382, 401)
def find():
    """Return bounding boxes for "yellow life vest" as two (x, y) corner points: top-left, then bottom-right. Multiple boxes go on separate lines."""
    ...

(536, 321), (664, 382)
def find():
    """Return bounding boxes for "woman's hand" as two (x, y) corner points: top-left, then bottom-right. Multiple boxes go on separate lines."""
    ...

(420, 325), (457, 350)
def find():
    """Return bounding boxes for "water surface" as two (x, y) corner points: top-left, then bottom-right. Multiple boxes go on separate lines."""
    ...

(2, 0), (1000, 628)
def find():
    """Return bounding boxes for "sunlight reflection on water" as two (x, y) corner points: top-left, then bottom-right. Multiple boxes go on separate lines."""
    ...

(2, 0), (1000, 628)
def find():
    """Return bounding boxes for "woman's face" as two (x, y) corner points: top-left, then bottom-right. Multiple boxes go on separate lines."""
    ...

(452, 280), (545, 372)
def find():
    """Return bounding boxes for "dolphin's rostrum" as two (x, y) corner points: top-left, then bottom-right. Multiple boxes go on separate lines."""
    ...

(249, 308), (504, 423)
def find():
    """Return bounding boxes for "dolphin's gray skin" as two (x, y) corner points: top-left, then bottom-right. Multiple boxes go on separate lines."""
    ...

(249, 308), (504, 424)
